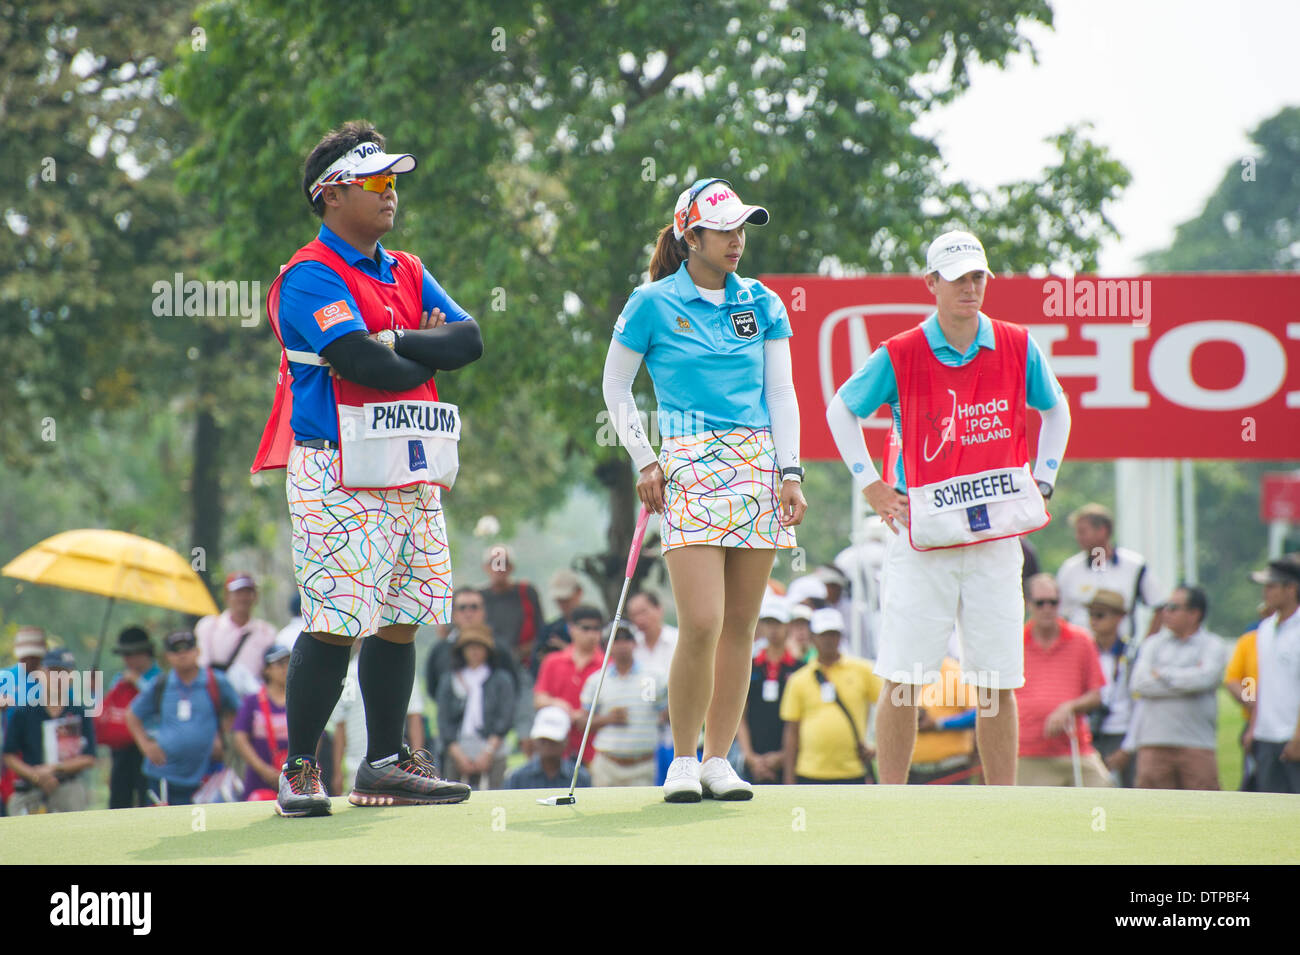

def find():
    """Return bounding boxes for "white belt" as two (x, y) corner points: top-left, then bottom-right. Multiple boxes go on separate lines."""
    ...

(285, 349), (328, 366)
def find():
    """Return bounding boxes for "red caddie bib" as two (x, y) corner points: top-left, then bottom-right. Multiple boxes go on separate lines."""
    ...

(885, 319), (1048, 550)
(250, 239), (460, 490)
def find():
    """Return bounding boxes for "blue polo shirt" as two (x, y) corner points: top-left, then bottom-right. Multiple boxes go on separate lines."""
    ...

(276, 223), (473, 443)
(837, 313), (1063, 491)
(130, 667), (239, 788)
(613, 262), (792, 437)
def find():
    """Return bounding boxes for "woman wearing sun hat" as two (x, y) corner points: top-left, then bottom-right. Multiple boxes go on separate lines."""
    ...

(602, 177), (806, 802)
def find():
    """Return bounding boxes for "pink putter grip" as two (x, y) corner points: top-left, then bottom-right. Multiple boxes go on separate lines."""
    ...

(625, 507), (650, 578)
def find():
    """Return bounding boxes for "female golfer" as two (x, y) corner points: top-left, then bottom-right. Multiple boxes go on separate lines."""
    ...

(602, 178), (806, 801)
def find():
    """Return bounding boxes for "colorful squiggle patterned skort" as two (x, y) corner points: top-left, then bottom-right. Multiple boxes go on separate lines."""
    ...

(287, 445), (453, 638)
(659, 427), (797, 552)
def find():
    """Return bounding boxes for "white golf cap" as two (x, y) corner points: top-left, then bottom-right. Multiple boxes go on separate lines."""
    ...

(810, 607), (845, 636)
(786, 575), (828, 607)
(530, 705), (572, 743)
(548, 569), (582, 601)
(926, 230), (993, 281)
(673, 178), (769, 239)
(812, 565), (848, 588)
(758, 592), (791, 624)
(309, 141), (417, 201)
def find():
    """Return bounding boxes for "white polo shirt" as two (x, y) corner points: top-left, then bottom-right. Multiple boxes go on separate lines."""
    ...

(1254, 608), (1300, 743)
(580, 660), (666, 756)
(634, 625), (677, 681)
(1057, 547), (1166, 641)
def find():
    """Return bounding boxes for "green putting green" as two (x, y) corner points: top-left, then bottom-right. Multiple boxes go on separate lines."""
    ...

(3, 785), (1296, 864)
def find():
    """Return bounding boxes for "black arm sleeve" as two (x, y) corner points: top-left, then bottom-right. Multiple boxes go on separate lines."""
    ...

(395, 319), (483, 372)
(319, 332), (435, 391)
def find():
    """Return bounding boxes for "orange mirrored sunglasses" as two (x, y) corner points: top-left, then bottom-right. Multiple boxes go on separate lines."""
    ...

(340, 173), (397, 194)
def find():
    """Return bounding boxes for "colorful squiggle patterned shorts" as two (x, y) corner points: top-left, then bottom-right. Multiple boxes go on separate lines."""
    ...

(286, 446), (452, 638)
(658, 427), (797, 552)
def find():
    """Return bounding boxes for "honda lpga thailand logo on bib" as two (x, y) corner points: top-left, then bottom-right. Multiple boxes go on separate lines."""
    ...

(956, 397), (1012, 447)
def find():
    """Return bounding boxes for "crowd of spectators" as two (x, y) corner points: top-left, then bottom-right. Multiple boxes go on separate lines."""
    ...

(2, 507), (1298, 815)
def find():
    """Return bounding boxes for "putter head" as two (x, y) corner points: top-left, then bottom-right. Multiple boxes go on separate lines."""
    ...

(537, 794), (577, 806)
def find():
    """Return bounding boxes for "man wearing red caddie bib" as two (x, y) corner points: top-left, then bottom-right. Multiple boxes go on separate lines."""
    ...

(251, 121), (483, 816)
(826, 231), (1071, 786)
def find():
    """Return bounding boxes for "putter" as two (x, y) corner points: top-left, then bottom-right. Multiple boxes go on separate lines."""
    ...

(1065, 720), (1083, 787)
(538, 505), (651, 807)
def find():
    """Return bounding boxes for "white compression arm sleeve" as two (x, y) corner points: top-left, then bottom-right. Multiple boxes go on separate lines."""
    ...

(826, 393), (882, 491)
(1033, 396), (1071, 488)
(601, 340), (659, 472)
(764, 338), (801, 473)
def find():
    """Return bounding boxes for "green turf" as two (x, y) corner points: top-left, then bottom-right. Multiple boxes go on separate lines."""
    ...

(3, 785), (1297, 865)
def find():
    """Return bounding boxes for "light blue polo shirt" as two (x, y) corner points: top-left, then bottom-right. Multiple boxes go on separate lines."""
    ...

(613, 262), (792, 437)
(837, 312), (1063, 491)
(276, 223), (473, 443)
(130, 667), (240, 788)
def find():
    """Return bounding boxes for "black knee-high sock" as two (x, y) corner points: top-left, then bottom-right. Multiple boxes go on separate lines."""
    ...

(359, 636), (415, 764)
(285, 634), (351, 764)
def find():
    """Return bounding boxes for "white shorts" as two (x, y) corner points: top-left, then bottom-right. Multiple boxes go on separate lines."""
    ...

(875, 533), (1025, 689)
(287, 446), (453, 638)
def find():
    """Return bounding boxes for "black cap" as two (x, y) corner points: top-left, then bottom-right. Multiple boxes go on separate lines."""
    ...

(113, 626), (154, 656)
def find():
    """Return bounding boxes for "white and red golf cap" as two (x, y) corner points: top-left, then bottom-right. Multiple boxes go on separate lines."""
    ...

(225, 571), (256, 592)
(14, 626), (48, 659)
(673, 178), (769, 239)
(925, 230), (993, 281)
(309, 141), (417, 201)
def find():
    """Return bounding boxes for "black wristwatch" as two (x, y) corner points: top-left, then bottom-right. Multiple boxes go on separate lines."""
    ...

(781, 466), (805, 483)
(1036, 480), (1054, 500)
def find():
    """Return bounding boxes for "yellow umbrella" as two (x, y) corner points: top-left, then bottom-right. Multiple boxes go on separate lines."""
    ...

(3, 529), (219, 670)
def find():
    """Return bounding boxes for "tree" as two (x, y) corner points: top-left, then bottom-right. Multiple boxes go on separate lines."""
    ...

(1145, 107), (1300, 273)
(0, 1), (287, 598)
(170, 0), (1131, 606)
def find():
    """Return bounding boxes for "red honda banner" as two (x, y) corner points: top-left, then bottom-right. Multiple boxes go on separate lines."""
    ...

(758, 273), (1300, 461)
(1261, 472), (1300, 522)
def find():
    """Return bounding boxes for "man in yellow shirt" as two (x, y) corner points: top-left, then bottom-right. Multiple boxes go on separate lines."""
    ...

(781, 608), (883, 784)
(1224, 626), (1259, 791)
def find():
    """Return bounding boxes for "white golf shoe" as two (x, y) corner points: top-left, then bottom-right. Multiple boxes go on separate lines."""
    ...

(700, 756), (754, 801)
(663, 756), (702, 803)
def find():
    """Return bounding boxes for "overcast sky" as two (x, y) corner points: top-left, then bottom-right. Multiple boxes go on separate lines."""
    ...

(914, 0), (1300, 274)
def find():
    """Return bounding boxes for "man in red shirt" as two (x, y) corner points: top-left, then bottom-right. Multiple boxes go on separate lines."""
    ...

(534, 606), (604, 762)
(1017, 574), (1112, 786)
